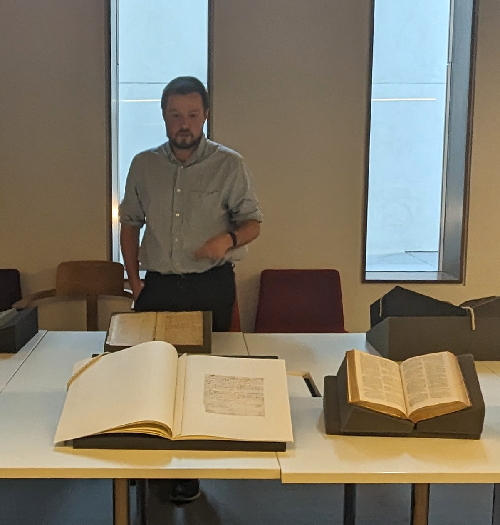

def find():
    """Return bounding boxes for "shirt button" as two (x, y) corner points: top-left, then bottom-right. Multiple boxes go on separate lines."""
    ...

(175, 213), (180, 217)
(176, 188), (181, 193)
(174, 238), (179, 242)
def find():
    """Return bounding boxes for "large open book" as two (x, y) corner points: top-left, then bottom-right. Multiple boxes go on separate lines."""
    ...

(54, 341), (293, 450)
(346, 349), (471, 423)
(105, 311), (212, 353)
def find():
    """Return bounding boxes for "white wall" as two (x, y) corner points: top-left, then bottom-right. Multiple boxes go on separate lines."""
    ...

(1, 0), (499, 333)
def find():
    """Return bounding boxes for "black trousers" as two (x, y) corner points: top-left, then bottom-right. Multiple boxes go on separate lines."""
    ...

(134, 262), (235, 332)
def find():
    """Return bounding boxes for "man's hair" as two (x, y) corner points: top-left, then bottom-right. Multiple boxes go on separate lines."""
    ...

(161, 76), (209, 114)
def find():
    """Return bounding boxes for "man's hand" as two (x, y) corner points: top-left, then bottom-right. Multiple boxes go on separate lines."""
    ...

(121, 224), (144, 299)
(194, 233), (233, 261)
(129, 279), (144, 300)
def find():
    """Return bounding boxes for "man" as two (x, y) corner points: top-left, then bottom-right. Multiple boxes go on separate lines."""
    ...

(119, 76), (263, 503)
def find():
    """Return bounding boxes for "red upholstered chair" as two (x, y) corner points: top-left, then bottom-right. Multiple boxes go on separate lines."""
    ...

(254, 269), (346, 333)
(229, 295), (241, 332)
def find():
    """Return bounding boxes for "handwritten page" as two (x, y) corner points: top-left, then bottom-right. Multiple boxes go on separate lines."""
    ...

(106, 312), (157, 347)
(156, 311), (203, 346)
(176, 355), (293, 442)
(203, 375), (265, 416)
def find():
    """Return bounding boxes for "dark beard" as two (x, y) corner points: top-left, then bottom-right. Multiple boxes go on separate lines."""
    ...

(169, 133), (202, 150)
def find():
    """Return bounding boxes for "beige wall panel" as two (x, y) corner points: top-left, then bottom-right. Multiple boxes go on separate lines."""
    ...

(0, 1), (109, 301)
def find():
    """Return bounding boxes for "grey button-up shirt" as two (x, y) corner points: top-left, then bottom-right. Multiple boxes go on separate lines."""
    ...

(119, 136), (263, 274)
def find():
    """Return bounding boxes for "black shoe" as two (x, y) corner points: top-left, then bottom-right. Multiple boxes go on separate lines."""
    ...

(170, 479), (201, 504)
(148, 479), (172, 504)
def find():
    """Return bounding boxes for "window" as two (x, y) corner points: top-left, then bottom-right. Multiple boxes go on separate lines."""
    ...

(363, 0), (478, 282)
(110, 0), (211, 263)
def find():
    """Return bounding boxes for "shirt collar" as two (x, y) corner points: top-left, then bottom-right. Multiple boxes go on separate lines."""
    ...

(163, 135), (207, 166)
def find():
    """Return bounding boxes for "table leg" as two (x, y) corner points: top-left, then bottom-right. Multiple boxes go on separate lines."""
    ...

(113, 479), (130, 525)
(492, 484), (500, 524)
(343, 483), (356, 525)
(411, 483), (430, 525)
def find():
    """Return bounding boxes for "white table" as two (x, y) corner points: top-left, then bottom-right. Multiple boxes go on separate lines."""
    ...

(0, 331), (279, 525)
(6, 331), (500, 525)
(0, 330), (46, 392)
(244, 332), (376, 396)
(245, 332), (500, 525)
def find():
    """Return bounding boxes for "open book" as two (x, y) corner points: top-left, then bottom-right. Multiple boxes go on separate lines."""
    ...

(346, 349), (471, 423)
(54, 341), (293, 448)
(105, 311), (212, 353)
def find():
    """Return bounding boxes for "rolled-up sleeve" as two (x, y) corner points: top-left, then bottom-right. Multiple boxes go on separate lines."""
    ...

(227, 157), (264, 225)
(119, 155), (146, 228)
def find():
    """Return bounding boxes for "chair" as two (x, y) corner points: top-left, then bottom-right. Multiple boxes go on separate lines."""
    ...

(0, 269), (22, 311)
(254, 269), (346, 333)
(14, 261), (134, 331)
(229, 296), (241, 332)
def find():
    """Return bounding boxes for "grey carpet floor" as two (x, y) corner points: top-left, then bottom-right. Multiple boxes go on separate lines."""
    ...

(0, 479), (493, 524)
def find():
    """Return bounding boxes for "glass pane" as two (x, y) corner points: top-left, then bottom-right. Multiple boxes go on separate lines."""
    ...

(117, 0), (209, 202)
(365, 0), (451, 273)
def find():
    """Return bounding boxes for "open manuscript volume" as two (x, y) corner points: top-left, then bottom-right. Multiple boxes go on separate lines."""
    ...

(104, 311), (212, 353)
(54, 341), (293, 446)
(346, 349), (471, 423)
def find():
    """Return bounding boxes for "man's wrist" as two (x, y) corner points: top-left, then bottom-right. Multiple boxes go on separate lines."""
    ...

(127, 274), (142, 288)
(228, 231), (238, 248)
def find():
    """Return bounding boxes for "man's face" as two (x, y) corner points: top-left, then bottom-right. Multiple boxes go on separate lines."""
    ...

(163, 92), (208, 150)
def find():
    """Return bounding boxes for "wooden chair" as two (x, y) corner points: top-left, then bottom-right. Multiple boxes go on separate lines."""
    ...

(14, 261), (134, 331)
(254, 269), (346, 333)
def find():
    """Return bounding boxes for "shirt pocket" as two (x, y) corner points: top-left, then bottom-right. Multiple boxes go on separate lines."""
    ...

(187, 189), (224, 227)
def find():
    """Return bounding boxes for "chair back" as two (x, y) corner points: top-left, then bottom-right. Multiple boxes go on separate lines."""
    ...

(229, 296), (241, 332)
(13, 261), (133, 331)
(254, 269), (346, 333)
(54, 261), (131, 331)
(56, 261), (126, 297)
(0, 269), (21, 311)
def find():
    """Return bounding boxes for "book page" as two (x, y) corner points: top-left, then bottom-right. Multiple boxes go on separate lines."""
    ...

(174, 355), (293, 443)
(347, 350), (407, 417)
(106, 312), (157, 347)
(204, 375), (265, 416)
(54, 340), (178, 443)
(155, 311), (204, 346)
(172, 353), (188, 438)
(400, 351), (471, 422)
(71, 357), (93, 376)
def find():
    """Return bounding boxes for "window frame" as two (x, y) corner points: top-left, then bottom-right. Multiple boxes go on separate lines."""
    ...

(362, 0), (480, 284)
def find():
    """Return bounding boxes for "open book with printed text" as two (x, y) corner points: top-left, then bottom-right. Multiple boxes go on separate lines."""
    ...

(346, 349), (471, 423)
(54, 341), (293, 447)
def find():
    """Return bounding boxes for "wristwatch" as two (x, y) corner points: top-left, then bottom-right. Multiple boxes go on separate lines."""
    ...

(228, 231), (238, 248)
